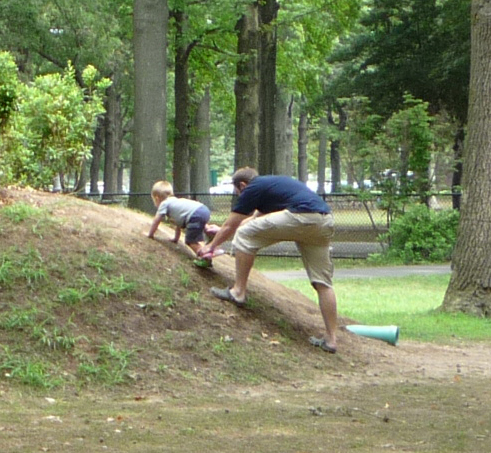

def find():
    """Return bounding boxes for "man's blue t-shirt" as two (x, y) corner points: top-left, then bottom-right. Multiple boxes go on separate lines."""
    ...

(232, 176), (331, 216)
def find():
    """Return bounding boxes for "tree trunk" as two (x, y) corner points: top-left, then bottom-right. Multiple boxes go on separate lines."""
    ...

(234, 5), (259, 170)
(173, 10), (191, 193)
(317, 114), (328, 194)
(103, 80), (121, 199)
(258, 0), (278, 175)
(330, 138), (341, 192)
(285, 95), (294, 176)
(441, 1), (491, 317)
(297, 107), (308, 183)
(274, 88), (293, 176)
(328, 104), (346, 192)
(90, 116), (104, 193)
(190, 87), (211, 195)
(130, 0), (167, 214)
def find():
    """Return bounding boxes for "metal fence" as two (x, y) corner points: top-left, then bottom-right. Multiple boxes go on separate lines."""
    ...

(79, 191), (454, 260)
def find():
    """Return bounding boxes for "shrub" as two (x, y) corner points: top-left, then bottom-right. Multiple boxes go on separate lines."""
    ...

(374, 204), (459, 264)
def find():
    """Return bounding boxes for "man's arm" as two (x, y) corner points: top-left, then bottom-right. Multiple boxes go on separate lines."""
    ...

(199, 212), (248, 256)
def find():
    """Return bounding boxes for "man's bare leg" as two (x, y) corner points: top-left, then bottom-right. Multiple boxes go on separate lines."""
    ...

(313, 283), (337, 350)
(229, 250), (255, 302)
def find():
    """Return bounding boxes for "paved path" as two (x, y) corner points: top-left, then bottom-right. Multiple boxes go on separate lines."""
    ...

(262, 264), (451, 281)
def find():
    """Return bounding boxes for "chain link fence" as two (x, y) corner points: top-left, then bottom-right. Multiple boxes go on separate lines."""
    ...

(79, 191), (454, 260)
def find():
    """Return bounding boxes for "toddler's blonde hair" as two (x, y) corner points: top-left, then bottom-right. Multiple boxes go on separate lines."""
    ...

(151, 181), (174, 205)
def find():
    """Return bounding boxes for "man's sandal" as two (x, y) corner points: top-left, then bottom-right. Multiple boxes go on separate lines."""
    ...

(210, 287), (246, 308)
(309, 336), (337, 354)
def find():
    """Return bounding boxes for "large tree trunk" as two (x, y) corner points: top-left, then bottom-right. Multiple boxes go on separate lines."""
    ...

(190, 87), (211, 195)
(441, 1), (491, 317)
(130, 0), (167, 213)
(234, 5), (259, 170)
(258, 0), (278, 175)
(173, 10), (191, 193)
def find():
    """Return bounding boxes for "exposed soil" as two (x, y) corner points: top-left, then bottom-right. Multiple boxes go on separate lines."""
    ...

(0, 187), (490, 452)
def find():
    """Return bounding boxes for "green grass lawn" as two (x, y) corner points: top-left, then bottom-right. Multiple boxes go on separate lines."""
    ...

(281, 274), (491, 343)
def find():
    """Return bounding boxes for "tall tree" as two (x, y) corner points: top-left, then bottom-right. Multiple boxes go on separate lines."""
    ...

(258, 0), (279, 175)
(190, 86), (211, 194)
(234, 4), (260, 170)
(172, 8), (192, 193)
(441, 0), (491, 317)
(129, 0), (167, 213)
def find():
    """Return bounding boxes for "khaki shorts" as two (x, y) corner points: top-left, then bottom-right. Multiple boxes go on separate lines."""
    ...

(232, 210), (335, 287)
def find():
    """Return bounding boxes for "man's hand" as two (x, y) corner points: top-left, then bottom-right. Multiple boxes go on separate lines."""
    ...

(198, 244), (214, 257)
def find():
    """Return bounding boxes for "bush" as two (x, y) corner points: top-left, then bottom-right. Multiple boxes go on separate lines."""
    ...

(372, 204), (459, 264)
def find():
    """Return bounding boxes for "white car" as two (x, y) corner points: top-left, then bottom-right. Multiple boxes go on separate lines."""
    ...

(209, 181), (235, 194)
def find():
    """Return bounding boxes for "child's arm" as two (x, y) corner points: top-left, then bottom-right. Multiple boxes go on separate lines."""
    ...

(148, 213), (164, 239)
(170, 226), (181, 243)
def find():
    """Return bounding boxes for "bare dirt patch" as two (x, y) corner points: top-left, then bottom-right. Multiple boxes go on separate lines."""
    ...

(0, 187), (490, 452)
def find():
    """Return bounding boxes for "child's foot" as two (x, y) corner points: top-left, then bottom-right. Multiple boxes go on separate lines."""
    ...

(193, 258), (213, 268)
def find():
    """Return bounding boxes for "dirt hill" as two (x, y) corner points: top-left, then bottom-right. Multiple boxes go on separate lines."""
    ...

(0, 187), (489, 393)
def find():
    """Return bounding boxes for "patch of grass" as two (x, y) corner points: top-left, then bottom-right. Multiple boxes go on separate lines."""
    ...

(57, 274), (136, 304)
(86, 248), (115, 274)
(0, 246), (47, 287)
(0, 202), (42, 223)
(0, 306), (39, 330)
(77, 342), (134, 386)
(0, 346), (62, 389)
(176, 265), (190, 287)
(282, 274), (491, 342)
(31, 325), (85, 351)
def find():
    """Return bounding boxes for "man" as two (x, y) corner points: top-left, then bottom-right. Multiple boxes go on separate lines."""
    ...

(199, 167), (337, 353)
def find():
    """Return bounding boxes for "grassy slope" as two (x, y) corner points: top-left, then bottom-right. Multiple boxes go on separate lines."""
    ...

(0, 188), (350, 391)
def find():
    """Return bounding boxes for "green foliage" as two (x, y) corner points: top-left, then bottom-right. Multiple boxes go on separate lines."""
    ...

(0, 51), (18, 129)
(374, 204), (459, 264)
(1, 57), (109, 189)
(378, 94), (434, 200)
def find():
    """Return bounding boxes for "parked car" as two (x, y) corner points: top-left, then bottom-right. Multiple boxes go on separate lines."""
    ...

(209, 180), (235, 194)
